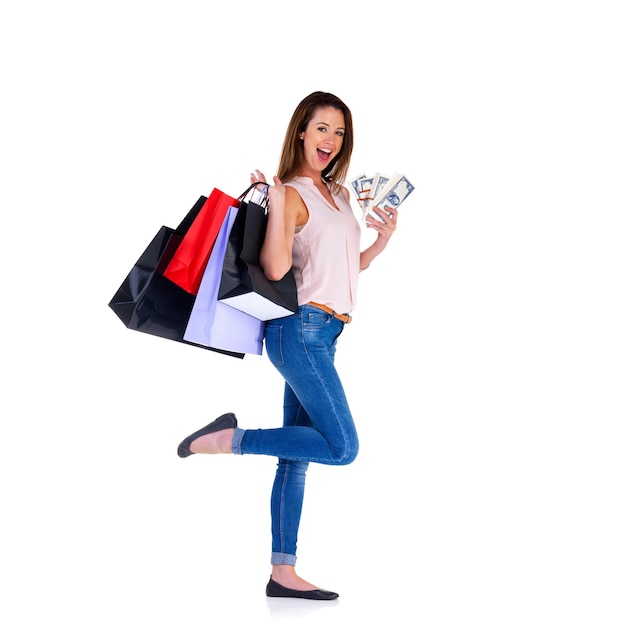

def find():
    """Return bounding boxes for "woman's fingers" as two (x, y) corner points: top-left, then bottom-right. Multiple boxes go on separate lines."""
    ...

(250, 169), (267, 184)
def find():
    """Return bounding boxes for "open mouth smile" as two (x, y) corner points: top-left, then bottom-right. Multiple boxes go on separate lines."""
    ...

(317, 148), (332, 163)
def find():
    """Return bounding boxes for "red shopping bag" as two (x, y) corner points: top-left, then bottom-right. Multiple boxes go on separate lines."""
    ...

(162, 187), (238, 295)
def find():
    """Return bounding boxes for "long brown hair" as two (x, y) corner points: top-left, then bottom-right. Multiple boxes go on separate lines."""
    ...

(276, 91), (354, 194)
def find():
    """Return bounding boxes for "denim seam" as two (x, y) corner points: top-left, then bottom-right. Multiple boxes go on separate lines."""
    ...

(297, 324), (352, 464)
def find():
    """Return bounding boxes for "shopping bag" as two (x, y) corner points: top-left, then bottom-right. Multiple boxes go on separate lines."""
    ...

(218, 192), (298, 320)
(108, 196), (244, 358)
(183, 205), (265, 355)
(162, 187), (238, 295)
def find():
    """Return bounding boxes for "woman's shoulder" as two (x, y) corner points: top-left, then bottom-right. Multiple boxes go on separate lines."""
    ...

(337, 185), (350, 202)
(284, 176), (311, 190)
(283, 183), (308, 226)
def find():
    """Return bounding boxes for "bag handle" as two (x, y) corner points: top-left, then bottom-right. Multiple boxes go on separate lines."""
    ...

(238, 181), (270, 205)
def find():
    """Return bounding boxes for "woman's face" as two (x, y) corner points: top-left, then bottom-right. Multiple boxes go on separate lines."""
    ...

(299, 106), (345, 179)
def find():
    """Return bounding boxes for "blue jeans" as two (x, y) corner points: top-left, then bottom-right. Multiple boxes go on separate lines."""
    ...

(231, 305), (359, 565)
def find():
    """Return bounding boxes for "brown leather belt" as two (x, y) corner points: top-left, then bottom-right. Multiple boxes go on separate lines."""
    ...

(307, 301), (352, 324)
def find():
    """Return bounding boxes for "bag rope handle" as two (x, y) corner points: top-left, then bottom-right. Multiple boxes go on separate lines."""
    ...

(238, 180), (270, 210)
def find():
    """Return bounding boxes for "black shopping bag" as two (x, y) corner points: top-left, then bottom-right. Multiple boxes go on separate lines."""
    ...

(108, 196), (244, 358)
(218, 195), (298, 321)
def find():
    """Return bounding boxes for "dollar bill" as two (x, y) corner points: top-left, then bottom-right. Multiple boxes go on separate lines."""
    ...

(370, 173), (391, 202)
(357, 176), (374, 216)
(369, 173), (414, 218)
(349, 173), (366, 200)
(349, 173), (374, 217)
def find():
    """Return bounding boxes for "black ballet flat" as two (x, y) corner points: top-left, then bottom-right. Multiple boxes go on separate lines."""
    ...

(177, 413), (237, 458)
(265, 578), (339, 601)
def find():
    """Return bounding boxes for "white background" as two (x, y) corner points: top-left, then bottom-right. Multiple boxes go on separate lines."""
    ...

(1, 1), (625, 624)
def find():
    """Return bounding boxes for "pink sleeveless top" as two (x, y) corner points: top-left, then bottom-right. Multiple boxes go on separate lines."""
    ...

(284, 176), (361, 314)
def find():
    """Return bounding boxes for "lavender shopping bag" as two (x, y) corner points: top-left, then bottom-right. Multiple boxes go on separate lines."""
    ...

(183, 205), (265, 355)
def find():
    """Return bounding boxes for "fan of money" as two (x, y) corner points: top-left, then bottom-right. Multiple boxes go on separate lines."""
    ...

(349, 172), (414, 221)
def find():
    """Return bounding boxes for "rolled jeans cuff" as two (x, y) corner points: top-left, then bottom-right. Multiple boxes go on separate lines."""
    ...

(232, 427), (245, 455)
(271, 552), (297, 566)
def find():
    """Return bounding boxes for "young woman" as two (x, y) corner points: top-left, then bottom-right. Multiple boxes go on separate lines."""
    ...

(177, 91), (398, 600)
